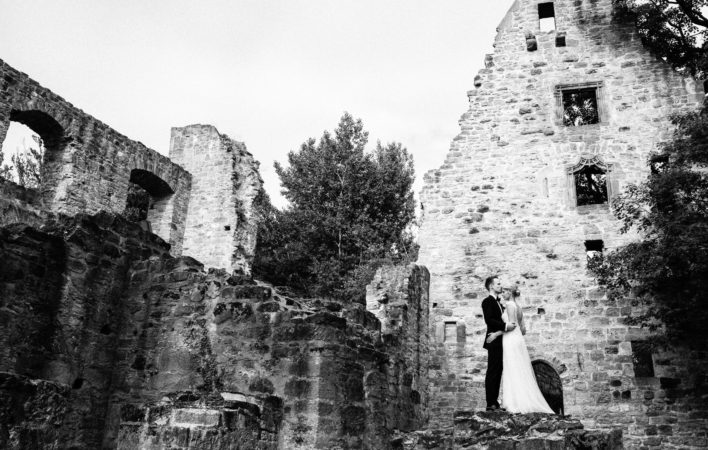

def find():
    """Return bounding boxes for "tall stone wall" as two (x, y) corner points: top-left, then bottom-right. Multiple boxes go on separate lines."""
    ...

(416, 0), (707, 448)
(0, 213), (430, 449)
(169, 125), (263, 274)
(0, 59), (191, 255)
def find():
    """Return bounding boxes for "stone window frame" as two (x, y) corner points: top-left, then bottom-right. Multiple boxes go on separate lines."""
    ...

(554, 81), (607, 126)
(565, 155), (617, 208)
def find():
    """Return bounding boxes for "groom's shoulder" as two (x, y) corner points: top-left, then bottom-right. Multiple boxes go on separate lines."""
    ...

(481, 294), (494, 304)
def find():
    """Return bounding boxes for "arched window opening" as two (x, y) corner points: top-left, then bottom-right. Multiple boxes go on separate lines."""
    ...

(1, 110), (65, 191)
(124, 169), (174, 236)
(532, 360), (564, 415)
(575, 165), (607, 206)
(0, 121), (44, 188)
(566, 156), (614, 208)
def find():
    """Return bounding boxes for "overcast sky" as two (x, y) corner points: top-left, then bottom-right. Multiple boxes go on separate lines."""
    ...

(0, 0), (515, 206)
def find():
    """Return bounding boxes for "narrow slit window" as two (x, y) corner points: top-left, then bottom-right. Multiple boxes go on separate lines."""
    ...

(444, 322), (457, 342)
(539, 2), (556, 32)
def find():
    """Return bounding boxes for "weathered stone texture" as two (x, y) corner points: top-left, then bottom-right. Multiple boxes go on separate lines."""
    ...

(169, 125), (263, 274)
(0, 213), (431, 449)
(416, 0), (707, 448)
(0, 59), (191, 255)
(395, 410), (623, 449)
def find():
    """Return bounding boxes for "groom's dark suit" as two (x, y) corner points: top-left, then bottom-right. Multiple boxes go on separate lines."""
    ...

(482, 294), (507, 408)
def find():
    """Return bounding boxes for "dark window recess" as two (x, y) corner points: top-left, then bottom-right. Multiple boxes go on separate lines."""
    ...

(650, 154), (669, 174)
(585, 240), (604, 261)
(575, 165), (608, 206)
(224, 225), (231, 231)
(124, 182), (150, 222)
(631, 341), (655, 377)
(585, 240), (604, 253)
(539, 2), (556, 32)
(556, 33), (566, 47)
(562, 88), (599, 126)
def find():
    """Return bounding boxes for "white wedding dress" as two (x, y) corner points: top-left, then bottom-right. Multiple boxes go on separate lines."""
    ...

(500, 303), (555, 414)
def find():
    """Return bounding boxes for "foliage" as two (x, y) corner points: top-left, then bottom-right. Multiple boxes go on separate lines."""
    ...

(575, 167), (608, 206)
(253, 113), (418, 302)
(562, 90), (599, 126)
(0, 134), (44, 188)
(123, 182), (151, 222)
(589, 109), (708, 344)
(613, 0), (708, 79)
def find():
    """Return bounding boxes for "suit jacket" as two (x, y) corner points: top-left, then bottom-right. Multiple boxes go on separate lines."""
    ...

(482, 294), (506, 349)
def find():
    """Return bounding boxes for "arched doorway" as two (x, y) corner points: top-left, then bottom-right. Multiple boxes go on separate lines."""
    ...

(532, 360), (564, 415)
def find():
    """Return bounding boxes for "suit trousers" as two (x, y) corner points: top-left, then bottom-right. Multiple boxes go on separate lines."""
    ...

(485, 344), (503, 407)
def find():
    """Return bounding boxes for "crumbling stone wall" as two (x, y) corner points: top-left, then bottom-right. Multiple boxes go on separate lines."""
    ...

(169, 125), (263, 274)
(416, 0), (707, 448)
(0, 58), (191, 255)
(0, 213), (430, 449)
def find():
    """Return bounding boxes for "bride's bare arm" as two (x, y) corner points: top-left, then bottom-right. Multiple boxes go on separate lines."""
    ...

(516, 301), (526, 335)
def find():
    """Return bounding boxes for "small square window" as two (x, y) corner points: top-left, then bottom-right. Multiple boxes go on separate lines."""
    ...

(585, 239), (604, 260)
(562, 88), (599, 126)
(555, 34), (566, 47)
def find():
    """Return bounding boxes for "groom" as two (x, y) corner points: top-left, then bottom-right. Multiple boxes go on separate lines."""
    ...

(482, 275), (516, 411)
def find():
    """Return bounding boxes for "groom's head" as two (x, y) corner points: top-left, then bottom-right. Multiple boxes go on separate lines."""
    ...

(485, 276), (502, 294)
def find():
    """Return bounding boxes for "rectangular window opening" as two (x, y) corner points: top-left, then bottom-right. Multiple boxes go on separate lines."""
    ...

(575, 166), (608, 206)
(562, 88), (599, 126)
(539, 2), (556, 32)
(585, 239), (604, 260)
(556, 34), (566, 47)
(444, 322), (457, 343)
(631, 341), (655, 377)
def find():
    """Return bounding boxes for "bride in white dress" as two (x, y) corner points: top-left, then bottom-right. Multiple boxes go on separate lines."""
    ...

(487, 286), (554, 414)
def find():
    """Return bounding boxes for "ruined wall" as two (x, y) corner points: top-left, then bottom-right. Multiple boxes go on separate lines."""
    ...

(416, 0), (707, 448)
(169, 125), (262, 275)
(0, 213), (430, 449)
(0, 59), (191, 255)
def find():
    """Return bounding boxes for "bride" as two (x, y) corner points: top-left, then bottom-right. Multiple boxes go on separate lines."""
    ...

(486, 285), (554, 414)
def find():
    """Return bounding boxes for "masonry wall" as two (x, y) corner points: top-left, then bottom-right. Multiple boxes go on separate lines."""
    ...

(416, 0), (707, 448)
(169, 125), (262, 274)
(0, 59), (191, 255)
(0, 212), (430, 449)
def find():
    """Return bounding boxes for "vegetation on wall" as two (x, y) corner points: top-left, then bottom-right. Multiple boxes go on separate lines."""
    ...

(613, 0), (707, 80)
(591, 1), (708, 344)
(253, 113), (417, 302)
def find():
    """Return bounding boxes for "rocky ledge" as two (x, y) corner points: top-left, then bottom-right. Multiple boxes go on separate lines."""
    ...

(393, 410), (623, 449)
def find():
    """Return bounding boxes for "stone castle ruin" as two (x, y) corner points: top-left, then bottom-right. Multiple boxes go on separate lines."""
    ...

(0, 0), (707, 449)
(417, 0), (707, 448)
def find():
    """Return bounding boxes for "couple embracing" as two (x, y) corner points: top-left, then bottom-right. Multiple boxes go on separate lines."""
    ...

(482, 275), (554, 414)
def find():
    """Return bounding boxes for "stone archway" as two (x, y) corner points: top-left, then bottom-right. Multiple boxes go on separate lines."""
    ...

(126, 168), (175, 244)
(532, 360), (564, 415)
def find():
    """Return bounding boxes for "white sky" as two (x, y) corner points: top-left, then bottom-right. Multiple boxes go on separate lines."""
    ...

(0, 0), (515, 207)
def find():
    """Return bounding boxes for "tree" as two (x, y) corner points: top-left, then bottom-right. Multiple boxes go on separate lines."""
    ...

(613, 0), (708, 79)
(589, 110), (708, 344)
(0, 134), (44, 188)
(253, 113), (417, 302)
(589, 0), (708, 345)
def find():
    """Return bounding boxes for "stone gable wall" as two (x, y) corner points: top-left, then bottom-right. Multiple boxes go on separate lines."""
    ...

(416, 0), (707, 447)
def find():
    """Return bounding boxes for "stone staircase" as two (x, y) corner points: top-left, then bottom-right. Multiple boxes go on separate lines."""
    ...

(392, 410), (623, 449)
